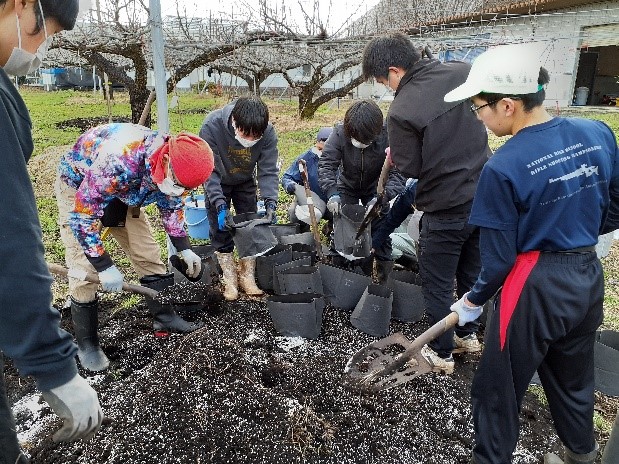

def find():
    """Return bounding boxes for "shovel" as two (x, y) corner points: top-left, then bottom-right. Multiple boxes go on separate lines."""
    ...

(342, 311), (459, 393)
(298, 159), (324, 261)
(355, 157), (391, 240)
(47, 262), (199, 305)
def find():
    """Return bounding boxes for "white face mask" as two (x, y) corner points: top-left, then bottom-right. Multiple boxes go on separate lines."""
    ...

(158, 176), (186, 197)
(351, 138), (370, 149)
(232, 119), (260, 148)
(235, 133), (259, 148)
(4, 2), (51, 77)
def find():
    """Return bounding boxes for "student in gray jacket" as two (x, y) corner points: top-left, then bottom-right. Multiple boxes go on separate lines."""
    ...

(200, 97), (279, 300)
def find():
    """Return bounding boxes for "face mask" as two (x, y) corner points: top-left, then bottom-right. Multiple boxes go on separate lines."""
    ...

(158, 176), (185, 197)
(4, 2), (50, 76)
(235, 133), (259, 148)
(351, 138), (370, 149)
(232, 119), (260, 148)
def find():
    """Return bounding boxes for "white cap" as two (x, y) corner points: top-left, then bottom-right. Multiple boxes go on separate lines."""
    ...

(444, 45), (543, 102)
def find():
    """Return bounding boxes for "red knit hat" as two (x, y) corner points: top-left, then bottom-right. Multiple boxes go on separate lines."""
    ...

(150, 132), (214, 189)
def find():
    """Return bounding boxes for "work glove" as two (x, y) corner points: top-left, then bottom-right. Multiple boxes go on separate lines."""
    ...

(179, 248), (202, 278)
(98, 265), (124, 293)
(265, 200), (277, 224)
(327, 194), (341, 215)
(41, 373), (103, 442)
(217, 204), (228, 231)
(451, 292), (482, 326)
(285, 183), (296, 194)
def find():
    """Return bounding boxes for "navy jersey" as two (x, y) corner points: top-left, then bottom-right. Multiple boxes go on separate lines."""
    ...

(470, 117), (619, 252)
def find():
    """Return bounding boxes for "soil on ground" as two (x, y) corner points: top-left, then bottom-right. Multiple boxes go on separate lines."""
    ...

(6, 273), (615, 464)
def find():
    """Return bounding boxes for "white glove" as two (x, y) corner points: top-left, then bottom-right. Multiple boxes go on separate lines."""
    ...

(41, 374), (103, 442)
(451, 292), (482, 326)
(98, 265), (124, 292)
(180, 249), (202, 278)
(327, 195), (341, 215)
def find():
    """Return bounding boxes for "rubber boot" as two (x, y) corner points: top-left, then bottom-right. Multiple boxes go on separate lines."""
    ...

(216, 251), (238, 301)
(140, 274), (204, 333)
(375, 259), (394, 285)
(602, 411), (619, 464)
(545, 443), (599, 464)
(239, 257), (264, 296)
(70, 298), (109, 372)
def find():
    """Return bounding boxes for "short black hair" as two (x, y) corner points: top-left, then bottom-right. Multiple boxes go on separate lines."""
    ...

(476, 67), (551, 112)
(9, 0), (80, 34)
(362, 32), (421, 81)
(343, 100), (384, 145)
(231, 96), (269, 138)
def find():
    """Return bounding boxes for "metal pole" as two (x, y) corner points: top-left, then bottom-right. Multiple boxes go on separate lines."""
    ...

(149, 0), (169, 133)
(149, 0), (175, 265)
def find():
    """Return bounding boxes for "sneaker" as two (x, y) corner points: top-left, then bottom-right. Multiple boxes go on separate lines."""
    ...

(420, 345), (455, 375)
(453, 334), (482, 354)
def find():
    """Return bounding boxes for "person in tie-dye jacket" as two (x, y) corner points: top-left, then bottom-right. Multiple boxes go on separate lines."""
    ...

(55, 123), (214, 372)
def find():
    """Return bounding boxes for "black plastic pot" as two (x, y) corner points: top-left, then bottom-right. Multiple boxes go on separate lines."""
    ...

(272, 257), (312, 295)
(333, 204), (371, 259)
(279, 232), (315, 246)
(269, 223), (300, 242)
(350, 284), (393, 337)
(231, 213), (278, 258)
(386, 270), (424, 323)
(317, 262), (371, 311)
(275, 265), (323, 295)
(291, 243), (317, 264)
(594, 330), (619, 396)
(255, 244), (293, 292)
(266, 293), (325, 339)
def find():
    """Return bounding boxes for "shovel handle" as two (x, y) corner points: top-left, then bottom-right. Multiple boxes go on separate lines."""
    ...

(298, 159), (324, 260)
(47, 263), (159, 299)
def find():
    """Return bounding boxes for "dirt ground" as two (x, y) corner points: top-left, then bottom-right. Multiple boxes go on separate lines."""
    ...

(9, 132), (618, 463)
(9, 291), (568, 464)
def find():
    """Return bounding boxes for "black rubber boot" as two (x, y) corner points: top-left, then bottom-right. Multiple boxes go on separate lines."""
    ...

(139, 274), (204, 333)
(375, 260), (394, 285)
(70, 298), (109, 372)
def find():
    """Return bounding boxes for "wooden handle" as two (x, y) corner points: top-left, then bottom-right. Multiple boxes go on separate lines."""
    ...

(377, 156), (392, 197)
(47, 263), (158, 299)
(298, 159), (324, 260)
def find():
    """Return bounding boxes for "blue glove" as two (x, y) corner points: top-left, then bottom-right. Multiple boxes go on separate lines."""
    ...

(265, 200), (277, 224)
(451, 292), (482, 326)
(217, 204), (228, 231)
(98, 265), (124, 293)
(285, 183), (296, 194)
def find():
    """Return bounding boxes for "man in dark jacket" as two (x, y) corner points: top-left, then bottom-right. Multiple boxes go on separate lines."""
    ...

(318, 100), (405, 283)
(200, 97), (279, 300)
(0, 1), (101, 461)
(362, 33), (492, 374)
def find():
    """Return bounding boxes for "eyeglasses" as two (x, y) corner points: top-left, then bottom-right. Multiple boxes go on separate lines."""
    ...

(470, 97), (522, 114)
(470, 99), (500, 113)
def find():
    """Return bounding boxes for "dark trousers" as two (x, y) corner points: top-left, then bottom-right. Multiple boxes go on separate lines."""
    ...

(472, 251), (603, 464)
(0, 355), (29, 464)
(340, 192), (393, 262)
(205, 179), (258, 253)
(418, 211), (481, 357)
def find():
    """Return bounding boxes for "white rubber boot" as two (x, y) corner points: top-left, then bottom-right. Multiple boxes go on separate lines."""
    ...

(238, 257), (264, 296)
(215, 252), (238, 301)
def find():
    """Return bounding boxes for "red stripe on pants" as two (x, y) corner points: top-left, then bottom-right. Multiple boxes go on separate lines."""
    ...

(499, 251), (540, 350)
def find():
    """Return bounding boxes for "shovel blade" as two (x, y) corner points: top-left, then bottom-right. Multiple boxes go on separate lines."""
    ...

(342, 332), (433, 393)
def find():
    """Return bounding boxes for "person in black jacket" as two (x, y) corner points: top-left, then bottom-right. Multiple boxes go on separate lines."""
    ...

(318, 100), (405, 283)
(0, 1), (101, 462)
(362, 33), (492, 374)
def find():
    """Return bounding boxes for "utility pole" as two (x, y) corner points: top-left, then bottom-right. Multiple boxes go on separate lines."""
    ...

(149, 0), (169, 133)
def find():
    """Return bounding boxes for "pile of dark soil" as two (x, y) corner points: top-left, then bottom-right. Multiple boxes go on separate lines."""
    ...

(56, 117), (132, 132)
(7, 288), (574, 464)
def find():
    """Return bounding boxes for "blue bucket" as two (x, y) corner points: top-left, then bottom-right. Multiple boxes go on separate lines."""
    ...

(184, 194), (210, 240)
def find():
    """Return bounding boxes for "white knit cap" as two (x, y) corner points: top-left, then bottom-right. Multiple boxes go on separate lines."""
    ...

(444, 44), (543, 102)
